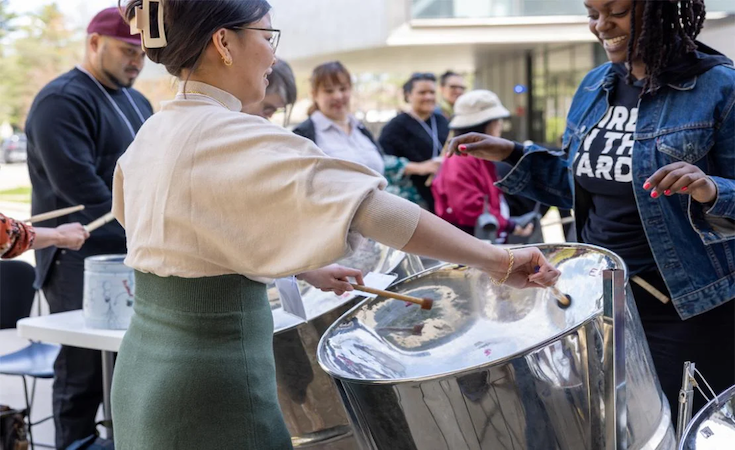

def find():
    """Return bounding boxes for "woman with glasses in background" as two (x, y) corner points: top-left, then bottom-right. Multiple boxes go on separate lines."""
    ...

(379, 72), (448, 212)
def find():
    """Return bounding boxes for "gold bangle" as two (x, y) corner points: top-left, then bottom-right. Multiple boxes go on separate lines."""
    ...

(490, 248), (514, 286)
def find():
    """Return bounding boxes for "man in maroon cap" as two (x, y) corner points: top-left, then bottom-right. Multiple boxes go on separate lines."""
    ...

(24, 7), (153, 448)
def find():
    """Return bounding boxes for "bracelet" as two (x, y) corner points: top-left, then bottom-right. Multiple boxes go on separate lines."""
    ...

(490, 248), (514, 286)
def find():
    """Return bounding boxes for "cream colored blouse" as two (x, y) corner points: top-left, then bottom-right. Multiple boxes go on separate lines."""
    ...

(113, 81), (420, 281)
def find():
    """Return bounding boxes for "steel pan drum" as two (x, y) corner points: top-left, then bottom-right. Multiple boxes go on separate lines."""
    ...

(270, 239), (434, 448)
(679, 384), (735, 450)
(318, 244), (675, 450)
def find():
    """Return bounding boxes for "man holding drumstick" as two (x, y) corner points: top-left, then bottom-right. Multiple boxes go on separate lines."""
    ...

(24, 8), (152, 448)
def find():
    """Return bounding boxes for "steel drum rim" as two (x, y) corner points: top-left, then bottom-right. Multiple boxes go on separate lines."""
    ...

(84, 254), (127, 265)
(678, 383), (735, 449)
(317, 243), (628, 384)
(317, 311), (602, 385)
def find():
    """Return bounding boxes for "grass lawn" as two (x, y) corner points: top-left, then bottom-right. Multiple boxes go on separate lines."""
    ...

(0, 186), (31, 203)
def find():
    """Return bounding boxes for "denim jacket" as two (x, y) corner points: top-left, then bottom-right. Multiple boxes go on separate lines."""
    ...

(498, 62), (735, 319)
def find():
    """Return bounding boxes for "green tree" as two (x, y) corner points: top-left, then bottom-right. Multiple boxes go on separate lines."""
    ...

(0, 2), (83, 128)
(0, 0), (15, 42)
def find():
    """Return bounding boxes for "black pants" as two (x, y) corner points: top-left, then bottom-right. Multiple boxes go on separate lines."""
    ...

(632, 270), (735, 420)
(44, 251), (102, 449)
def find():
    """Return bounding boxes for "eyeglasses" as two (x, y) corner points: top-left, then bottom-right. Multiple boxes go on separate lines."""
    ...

(232, 27), (281, 53)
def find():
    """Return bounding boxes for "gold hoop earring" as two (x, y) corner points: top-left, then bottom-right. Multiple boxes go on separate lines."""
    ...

(222, 56), (233, 66)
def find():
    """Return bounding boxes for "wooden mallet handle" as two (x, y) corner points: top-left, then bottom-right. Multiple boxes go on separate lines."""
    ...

(24, 205), (85, 223)
(550, 285), (572, 308)
(85, 212), (116, 233)
(350, 283), (433, 310)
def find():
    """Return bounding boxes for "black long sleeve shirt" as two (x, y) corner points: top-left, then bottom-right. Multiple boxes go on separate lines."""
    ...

(25, 67), (153, 288)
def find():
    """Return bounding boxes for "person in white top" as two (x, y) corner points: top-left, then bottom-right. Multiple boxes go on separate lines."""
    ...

(112, 1), (560, 448)
(293, 61), (384, 174)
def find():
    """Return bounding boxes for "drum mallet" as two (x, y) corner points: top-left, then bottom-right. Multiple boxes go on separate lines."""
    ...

(350, 284), (434, 310)
(535, 265), (572, 308)
(24, 205), (85, 223)
(85, 212), (116, 233)
(550, 285), (572, 308)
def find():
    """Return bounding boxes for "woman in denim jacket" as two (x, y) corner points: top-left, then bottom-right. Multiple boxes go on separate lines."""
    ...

(450, 0), (734, 416)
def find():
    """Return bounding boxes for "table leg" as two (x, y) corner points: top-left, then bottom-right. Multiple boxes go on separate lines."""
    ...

(101, 351), (115, 440)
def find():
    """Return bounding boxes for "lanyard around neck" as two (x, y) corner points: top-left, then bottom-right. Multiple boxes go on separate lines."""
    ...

(76, 66), (146, 139)
(410, 112), (441, 158)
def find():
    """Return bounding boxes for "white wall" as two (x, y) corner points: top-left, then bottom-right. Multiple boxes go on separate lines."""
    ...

(699, 15), (735, 62)
(268, 0), (401, 62)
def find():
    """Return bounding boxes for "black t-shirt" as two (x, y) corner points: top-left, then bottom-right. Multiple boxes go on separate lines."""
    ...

(572, 65), (656, 274)
(378, 112), (449, 212)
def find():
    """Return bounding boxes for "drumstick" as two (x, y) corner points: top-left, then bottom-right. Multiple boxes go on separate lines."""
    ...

(85, 212), (116, 232)
(24, 205), (85, 223)
(534, 265), (571, 308)
(350, 283), (433, 310)
(550, 285), (572, 308)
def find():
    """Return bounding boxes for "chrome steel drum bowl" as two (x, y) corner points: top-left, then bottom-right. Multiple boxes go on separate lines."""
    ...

(318, 244), (675, 450)
(269, 239), (431, 448)
(679, 384), (735, 450)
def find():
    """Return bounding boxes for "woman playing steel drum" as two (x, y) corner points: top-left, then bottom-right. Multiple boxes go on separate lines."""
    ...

(111, 1), (560, 448)
(448, 0), (735, 419)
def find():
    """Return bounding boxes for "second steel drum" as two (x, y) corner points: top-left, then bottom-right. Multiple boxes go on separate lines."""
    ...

(270, 238), (433, 448)
(679, 384), (735, 450)
(318, 244), (676, 450)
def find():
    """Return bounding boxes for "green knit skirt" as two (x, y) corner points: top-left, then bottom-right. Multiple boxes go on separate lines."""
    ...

(111, 271), (293, 449)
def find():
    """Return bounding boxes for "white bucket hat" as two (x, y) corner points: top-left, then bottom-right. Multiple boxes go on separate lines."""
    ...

(449, 90), (511, 130)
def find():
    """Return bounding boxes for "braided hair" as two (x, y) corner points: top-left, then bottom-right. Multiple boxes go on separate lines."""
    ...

(627, 0), (706, 92)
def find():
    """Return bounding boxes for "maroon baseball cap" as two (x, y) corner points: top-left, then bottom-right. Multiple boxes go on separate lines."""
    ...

(87, 7), (141, 46)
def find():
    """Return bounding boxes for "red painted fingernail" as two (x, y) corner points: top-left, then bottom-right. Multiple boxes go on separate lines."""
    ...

(643, 182), (651, 190)
(681, 186), (688, 192)
(458, 145), (467, 151)
(664, 189), (671, 196)
(651, 191), (659, 198)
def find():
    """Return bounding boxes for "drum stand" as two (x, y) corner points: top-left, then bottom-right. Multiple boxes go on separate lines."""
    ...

(676, 361), (718, 444)
(603, 270), (627, 450)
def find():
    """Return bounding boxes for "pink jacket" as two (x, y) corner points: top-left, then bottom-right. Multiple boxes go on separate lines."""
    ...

(432, 155), (512, 233)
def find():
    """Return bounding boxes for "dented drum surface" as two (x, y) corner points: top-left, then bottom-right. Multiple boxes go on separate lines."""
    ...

(318, 244), (675, 450)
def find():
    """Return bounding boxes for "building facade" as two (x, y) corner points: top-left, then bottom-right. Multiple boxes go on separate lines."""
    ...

(270, 0), (735, 144)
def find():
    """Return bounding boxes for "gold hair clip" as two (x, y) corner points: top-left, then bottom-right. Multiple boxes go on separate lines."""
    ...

(130, 0), (167, 49)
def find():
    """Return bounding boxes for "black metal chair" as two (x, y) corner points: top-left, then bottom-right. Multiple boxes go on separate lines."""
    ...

(0, 260), (59, 449)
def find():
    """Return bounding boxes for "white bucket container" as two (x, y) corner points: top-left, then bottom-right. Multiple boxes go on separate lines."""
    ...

(83, 255), (135, 330)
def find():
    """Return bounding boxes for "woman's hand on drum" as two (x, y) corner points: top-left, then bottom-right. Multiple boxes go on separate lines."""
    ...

(643, 162), (718, 204)
(446, 132), (516, 161)
(485, 247), (560, 289)
(297, 265), (364, 296)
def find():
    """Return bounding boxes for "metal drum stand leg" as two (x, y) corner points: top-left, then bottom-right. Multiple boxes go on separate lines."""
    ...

(603, 269), (627, 450)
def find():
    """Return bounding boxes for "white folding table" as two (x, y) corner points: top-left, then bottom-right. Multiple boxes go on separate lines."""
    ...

(17, 310), (124, 439)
